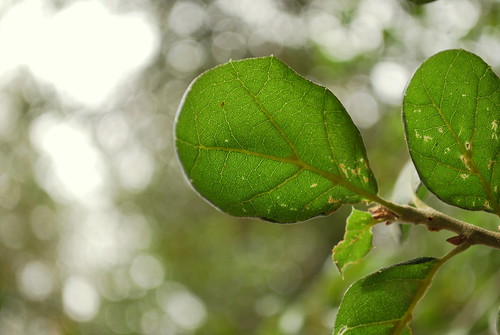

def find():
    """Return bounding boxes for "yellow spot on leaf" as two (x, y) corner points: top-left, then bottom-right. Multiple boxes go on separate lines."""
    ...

(488, 160), (494, 170)
(423, 135), (432, 142)
(459, 155), (471, 170)
(339, 164), (348, 176)
(310, 183), (318, 188)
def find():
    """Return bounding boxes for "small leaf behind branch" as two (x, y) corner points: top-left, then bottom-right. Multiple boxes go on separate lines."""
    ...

(333, 209), (375, 275)
(391, 160), (422, 242)
(391, 160), (421, 207)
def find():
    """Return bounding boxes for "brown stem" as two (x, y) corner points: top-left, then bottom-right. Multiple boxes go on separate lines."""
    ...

(380, 203), (500, 249)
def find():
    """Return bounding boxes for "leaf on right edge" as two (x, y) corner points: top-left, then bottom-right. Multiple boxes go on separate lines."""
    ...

(333, 257), (440, 335)
(403, 49), (500, 216)
(333, 209), (375, 275)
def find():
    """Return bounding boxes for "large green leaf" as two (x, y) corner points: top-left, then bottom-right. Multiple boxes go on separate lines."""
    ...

(175, 56), (377, 223)
(333, 257), (440, 335)
(333, 209), (375, 275)
(403, 49), (500, 215)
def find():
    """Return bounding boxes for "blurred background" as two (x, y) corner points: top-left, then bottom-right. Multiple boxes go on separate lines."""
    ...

(0, 0), (499, 334)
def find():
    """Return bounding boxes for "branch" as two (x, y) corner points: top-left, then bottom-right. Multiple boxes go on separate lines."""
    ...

(371, 201), (500, 250)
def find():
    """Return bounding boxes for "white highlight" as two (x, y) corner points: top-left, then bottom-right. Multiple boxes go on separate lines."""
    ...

(129, 254), (165, 289)
(30, 114), (107, 206)
(0, 0), (158, 107)
(371, 62), (409, 105)
(18, 260), (54, 301)
(157, 282), (207, 331)
(63, 276), (100, 322)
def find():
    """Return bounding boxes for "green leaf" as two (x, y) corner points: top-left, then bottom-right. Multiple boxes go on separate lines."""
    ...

(333, 257), (440, 335)
(175, 56), (377, 223)
(403, 49), (500, 215)
(333, 209), (375, 275)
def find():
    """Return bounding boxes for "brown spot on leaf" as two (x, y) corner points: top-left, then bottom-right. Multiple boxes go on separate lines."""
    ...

(459, 155), (471, 170)
(339, 164), (348, 176)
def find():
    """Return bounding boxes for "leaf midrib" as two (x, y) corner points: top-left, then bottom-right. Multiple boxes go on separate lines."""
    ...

(229, 58), (301, 159)
(176, 139), (378, 203)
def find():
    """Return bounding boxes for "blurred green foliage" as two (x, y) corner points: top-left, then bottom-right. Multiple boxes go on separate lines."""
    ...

(0, 0), (498, 334)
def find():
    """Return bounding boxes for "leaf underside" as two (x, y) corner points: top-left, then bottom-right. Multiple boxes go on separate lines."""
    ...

(333, 209), (375, 275)
(391, 160), (421, 207)
(175, 56), (377, 223)
(403, 49), (500, 215)
(390, 160), (422, 242)
(333, 257), (440, 335)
